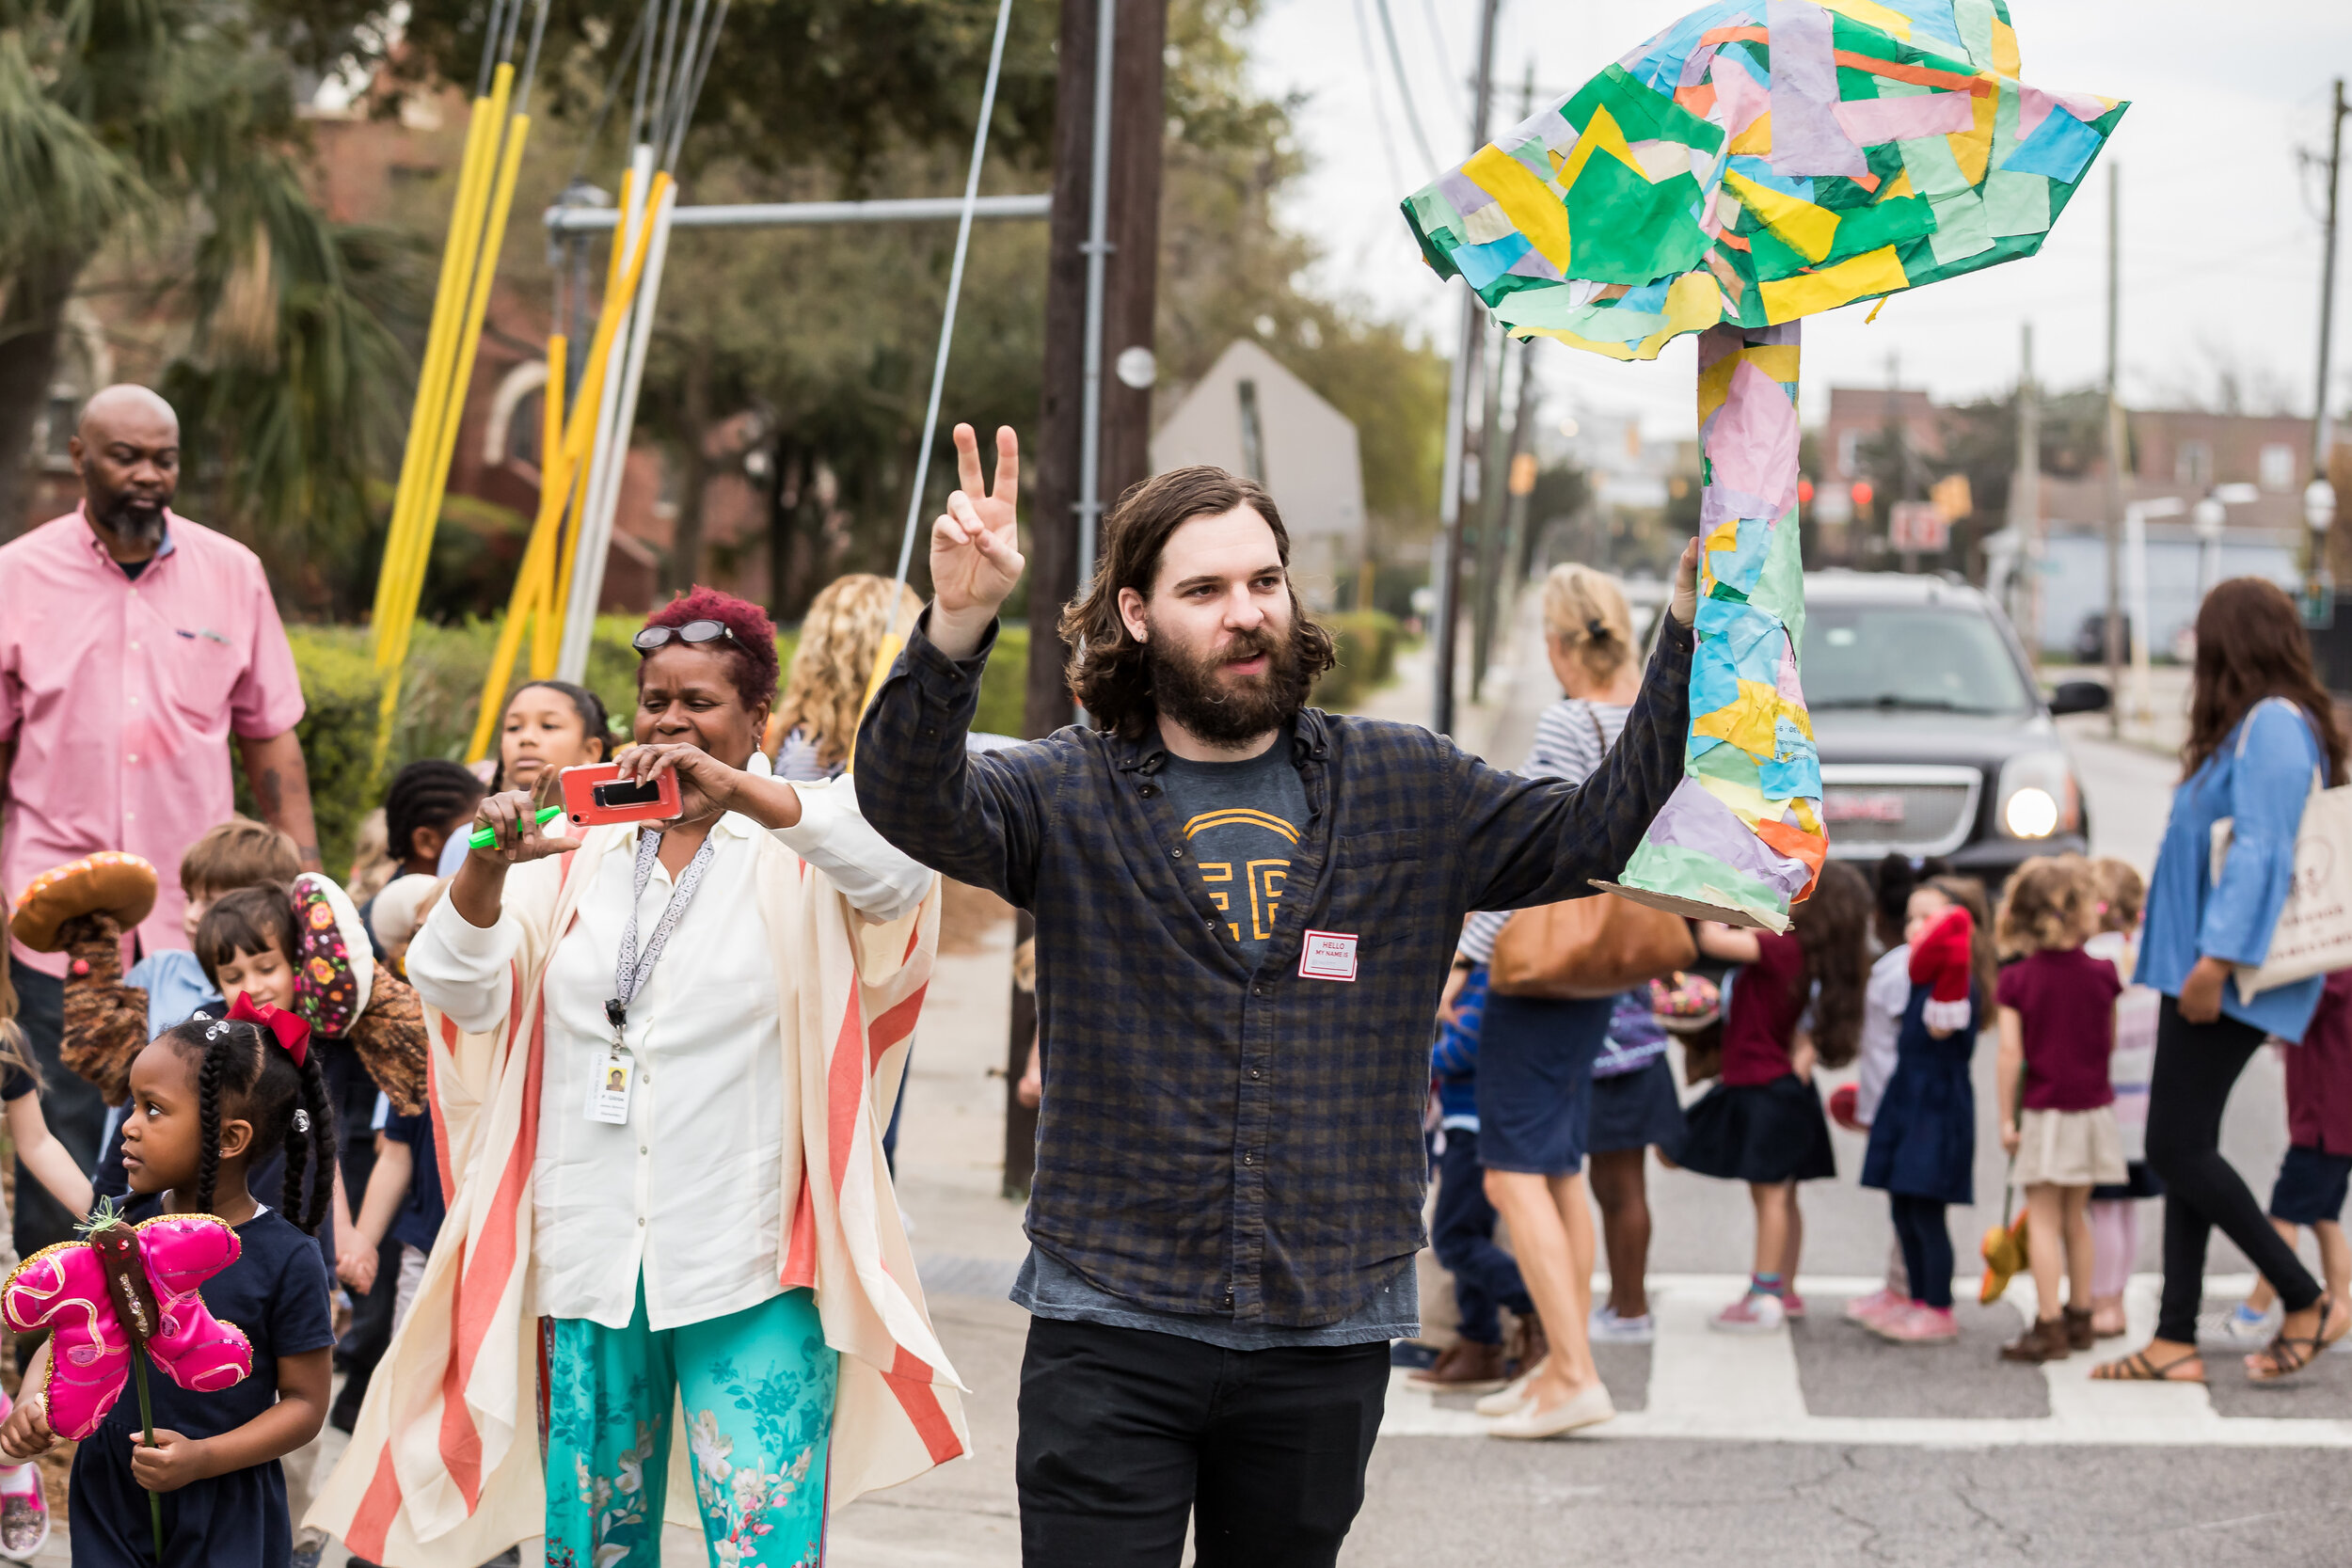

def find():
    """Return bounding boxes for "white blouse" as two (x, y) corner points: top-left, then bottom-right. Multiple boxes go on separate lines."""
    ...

(407, 772), (931, 1332)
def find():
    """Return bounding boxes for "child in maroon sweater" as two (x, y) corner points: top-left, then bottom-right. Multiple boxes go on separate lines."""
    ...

(2236, 969), (2352, 1328)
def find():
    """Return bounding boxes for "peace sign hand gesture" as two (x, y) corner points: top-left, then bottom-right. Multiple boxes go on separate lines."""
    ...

(928, 423), (1024, 659)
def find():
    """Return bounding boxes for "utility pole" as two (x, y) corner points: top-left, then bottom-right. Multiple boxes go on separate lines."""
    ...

(2010, 322), (2042, 664)
(1498, 339), (1542, 603)
(1011, 0), (1166, 1195)
(1025, 0), (1168, 742)
(2316, 78), (2345, 487)
(2102, 165), (2126, 736)
(1430, 0), (1502, 737)
(1470, 324), (1510, 695)
(2311, 76), (2345, 600)
(1887, 350), (1915, 573)
(1470, 60), (1537, 702)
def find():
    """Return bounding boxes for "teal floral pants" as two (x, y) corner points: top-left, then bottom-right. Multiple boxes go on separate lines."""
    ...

(543, 1284), (836, 1568)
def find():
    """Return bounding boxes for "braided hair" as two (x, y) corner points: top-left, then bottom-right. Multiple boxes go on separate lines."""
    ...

(165, 1016), (338, 1231)
(385, 759), (487, 870)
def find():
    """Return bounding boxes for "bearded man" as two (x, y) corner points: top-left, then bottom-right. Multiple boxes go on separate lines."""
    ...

(858, 425), (1697, 1568)
(0, 384), (315, 1264)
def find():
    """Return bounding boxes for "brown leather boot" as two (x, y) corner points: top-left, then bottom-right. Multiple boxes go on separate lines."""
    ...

(1406, 1338), (1508, 1392)
(2062, 1305), (2094, 1351)
(1999, 1315), (2070, 1363)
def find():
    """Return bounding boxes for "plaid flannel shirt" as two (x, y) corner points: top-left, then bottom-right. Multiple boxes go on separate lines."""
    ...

(858, 610), (1694, 1325)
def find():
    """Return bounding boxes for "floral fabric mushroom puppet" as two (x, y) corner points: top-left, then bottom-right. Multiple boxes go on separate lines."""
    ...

(1401, 0), (2124, 928)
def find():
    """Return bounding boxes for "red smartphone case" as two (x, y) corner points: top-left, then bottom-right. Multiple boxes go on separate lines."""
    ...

(558, 762), (683, 830)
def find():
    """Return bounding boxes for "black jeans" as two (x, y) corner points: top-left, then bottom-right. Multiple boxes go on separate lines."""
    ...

(1016, 1317), (1390, 1568)
(2148, 996), (2322, 1344)
(1430, 1129), (1532, 1344)
(1888, 1194), (1953, 1309)
(9, 958), (104, 1260)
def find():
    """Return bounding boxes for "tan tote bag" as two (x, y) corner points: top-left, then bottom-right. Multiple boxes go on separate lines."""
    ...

(2207, 702), (2352, 1002)
(1488, 891), (1698, 1000)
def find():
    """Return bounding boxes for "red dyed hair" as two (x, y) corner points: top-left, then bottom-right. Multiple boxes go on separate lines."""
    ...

(641, 587), (780, 712)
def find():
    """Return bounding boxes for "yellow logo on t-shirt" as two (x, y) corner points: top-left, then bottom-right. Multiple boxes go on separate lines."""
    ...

(1184, 809), (1298, 943)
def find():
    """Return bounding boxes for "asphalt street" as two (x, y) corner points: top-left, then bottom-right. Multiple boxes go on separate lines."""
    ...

(641, 614), (2352, 1568)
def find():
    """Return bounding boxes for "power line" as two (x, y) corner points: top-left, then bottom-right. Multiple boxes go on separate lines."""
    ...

(1348, 0), (1408, 197)
(1371, 0), (1439, 177)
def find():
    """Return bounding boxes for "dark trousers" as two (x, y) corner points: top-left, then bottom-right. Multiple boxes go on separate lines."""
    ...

(1889, 1194), (1953, 1309)
(329, 1134), (401, 1432)
(1015, 1317), (1389, 1568)
(9, 958), (103, 1259)
(1430, 1129), (1533, 1344)
(2149, 996), (2322, 1344)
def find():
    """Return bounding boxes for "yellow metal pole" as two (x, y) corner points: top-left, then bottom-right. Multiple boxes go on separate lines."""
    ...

(374, 71), (507, 643)
(458, 181), (669, 757)
(373, 102), (534, 769)
(529, 336), (569, 679)
(380, 69), (520, 673)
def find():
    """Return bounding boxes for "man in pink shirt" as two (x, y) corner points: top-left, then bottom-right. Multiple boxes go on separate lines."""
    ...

(0, 384), (319, 1259)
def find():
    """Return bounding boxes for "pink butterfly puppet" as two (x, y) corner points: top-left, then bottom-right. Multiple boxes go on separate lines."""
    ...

(2, 1206), (253, 1440)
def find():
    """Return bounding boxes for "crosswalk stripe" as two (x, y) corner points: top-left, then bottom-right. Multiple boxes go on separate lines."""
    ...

(1383, 1274), (2352, 1449)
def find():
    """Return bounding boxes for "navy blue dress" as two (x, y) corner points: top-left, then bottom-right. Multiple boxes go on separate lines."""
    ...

(1859, 983), (1979, 1206)
(69, 1204), (334, 1567)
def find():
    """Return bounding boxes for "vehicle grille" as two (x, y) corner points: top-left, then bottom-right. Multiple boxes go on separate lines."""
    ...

(1819, 765), (1982, 858)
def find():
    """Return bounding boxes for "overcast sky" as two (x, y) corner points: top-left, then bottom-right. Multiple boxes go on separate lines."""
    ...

(1248, 0), (2352, 438)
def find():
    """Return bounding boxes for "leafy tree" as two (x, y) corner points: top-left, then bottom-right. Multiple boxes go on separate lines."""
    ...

(0, 0), (412, 565)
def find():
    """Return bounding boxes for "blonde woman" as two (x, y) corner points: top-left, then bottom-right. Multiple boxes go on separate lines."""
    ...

(773, 574), (928, 783)
(1434, 563), (1678, 1436)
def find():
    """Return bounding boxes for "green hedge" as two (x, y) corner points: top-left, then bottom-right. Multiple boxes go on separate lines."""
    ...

(1313, 610), (1403, 713)
(252, 618), (1033, 877)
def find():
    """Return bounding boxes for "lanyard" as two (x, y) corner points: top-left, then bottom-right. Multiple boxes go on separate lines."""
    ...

(604, 827), (719, 1039)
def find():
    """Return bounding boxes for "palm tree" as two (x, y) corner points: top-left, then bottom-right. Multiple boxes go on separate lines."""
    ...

(0, 0), (410, 567)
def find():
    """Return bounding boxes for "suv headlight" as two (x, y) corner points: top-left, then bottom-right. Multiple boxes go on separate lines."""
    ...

(1996, 751), (2081, 841)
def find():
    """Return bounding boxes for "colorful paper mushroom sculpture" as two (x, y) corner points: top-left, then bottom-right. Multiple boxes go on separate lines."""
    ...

(1402, 0), (2124, 927)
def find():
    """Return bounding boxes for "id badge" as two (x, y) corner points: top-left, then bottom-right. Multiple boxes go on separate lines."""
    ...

(586, 1050), (634, 1125)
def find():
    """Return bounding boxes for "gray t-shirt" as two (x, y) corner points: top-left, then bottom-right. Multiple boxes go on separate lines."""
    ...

(1154, 736), (1311, 966)
(1009, 728), (1418, 1348)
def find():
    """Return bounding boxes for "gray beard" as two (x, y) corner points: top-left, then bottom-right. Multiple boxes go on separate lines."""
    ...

(97, 499), (167, 546)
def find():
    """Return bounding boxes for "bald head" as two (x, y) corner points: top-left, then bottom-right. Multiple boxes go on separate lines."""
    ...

(78, 384), (180, 446)
(71, 385), (180, 562)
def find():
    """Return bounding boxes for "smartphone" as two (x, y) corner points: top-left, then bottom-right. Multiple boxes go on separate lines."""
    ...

(559, 762), (683, 830)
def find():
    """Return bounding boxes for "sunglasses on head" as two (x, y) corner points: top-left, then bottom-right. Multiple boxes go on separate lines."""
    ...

(631, 619), (740, 656)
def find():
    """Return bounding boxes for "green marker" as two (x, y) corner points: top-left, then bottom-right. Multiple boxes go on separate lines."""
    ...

(469, 806), (564, 849)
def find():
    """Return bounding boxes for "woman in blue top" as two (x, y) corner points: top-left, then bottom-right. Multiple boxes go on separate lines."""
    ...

(2093, 579), (2350, 1384)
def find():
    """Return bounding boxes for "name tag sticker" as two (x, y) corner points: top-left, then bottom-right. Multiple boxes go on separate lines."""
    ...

(1298, 930), (1359, 982)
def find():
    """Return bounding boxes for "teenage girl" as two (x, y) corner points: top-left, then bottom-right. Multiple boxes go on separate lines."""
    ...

(0, 1005), (338, 1566)
(497, 680), (616, 800)
(1859, 876), (1997, 1344)
(1683, 861), (1872, 1333)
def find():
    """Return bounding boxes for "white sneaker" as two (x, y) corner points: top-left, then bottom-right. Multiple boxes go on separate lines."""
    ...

(2201, 1303), (2279, 1346)
(1708, 1291), (1786, 1334)
(1589, 1305), (1657, 1344)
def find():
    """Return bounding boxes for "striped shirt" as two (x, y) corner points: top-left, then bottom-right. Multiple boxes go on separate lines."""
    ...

(1456, 699), (1632, 964)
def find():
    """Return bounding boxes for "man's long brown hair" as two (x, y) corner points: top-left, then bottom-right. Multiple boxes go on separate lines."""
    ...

(1060, 466), (1336, 738)
(2182, 578), (2347, 787)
